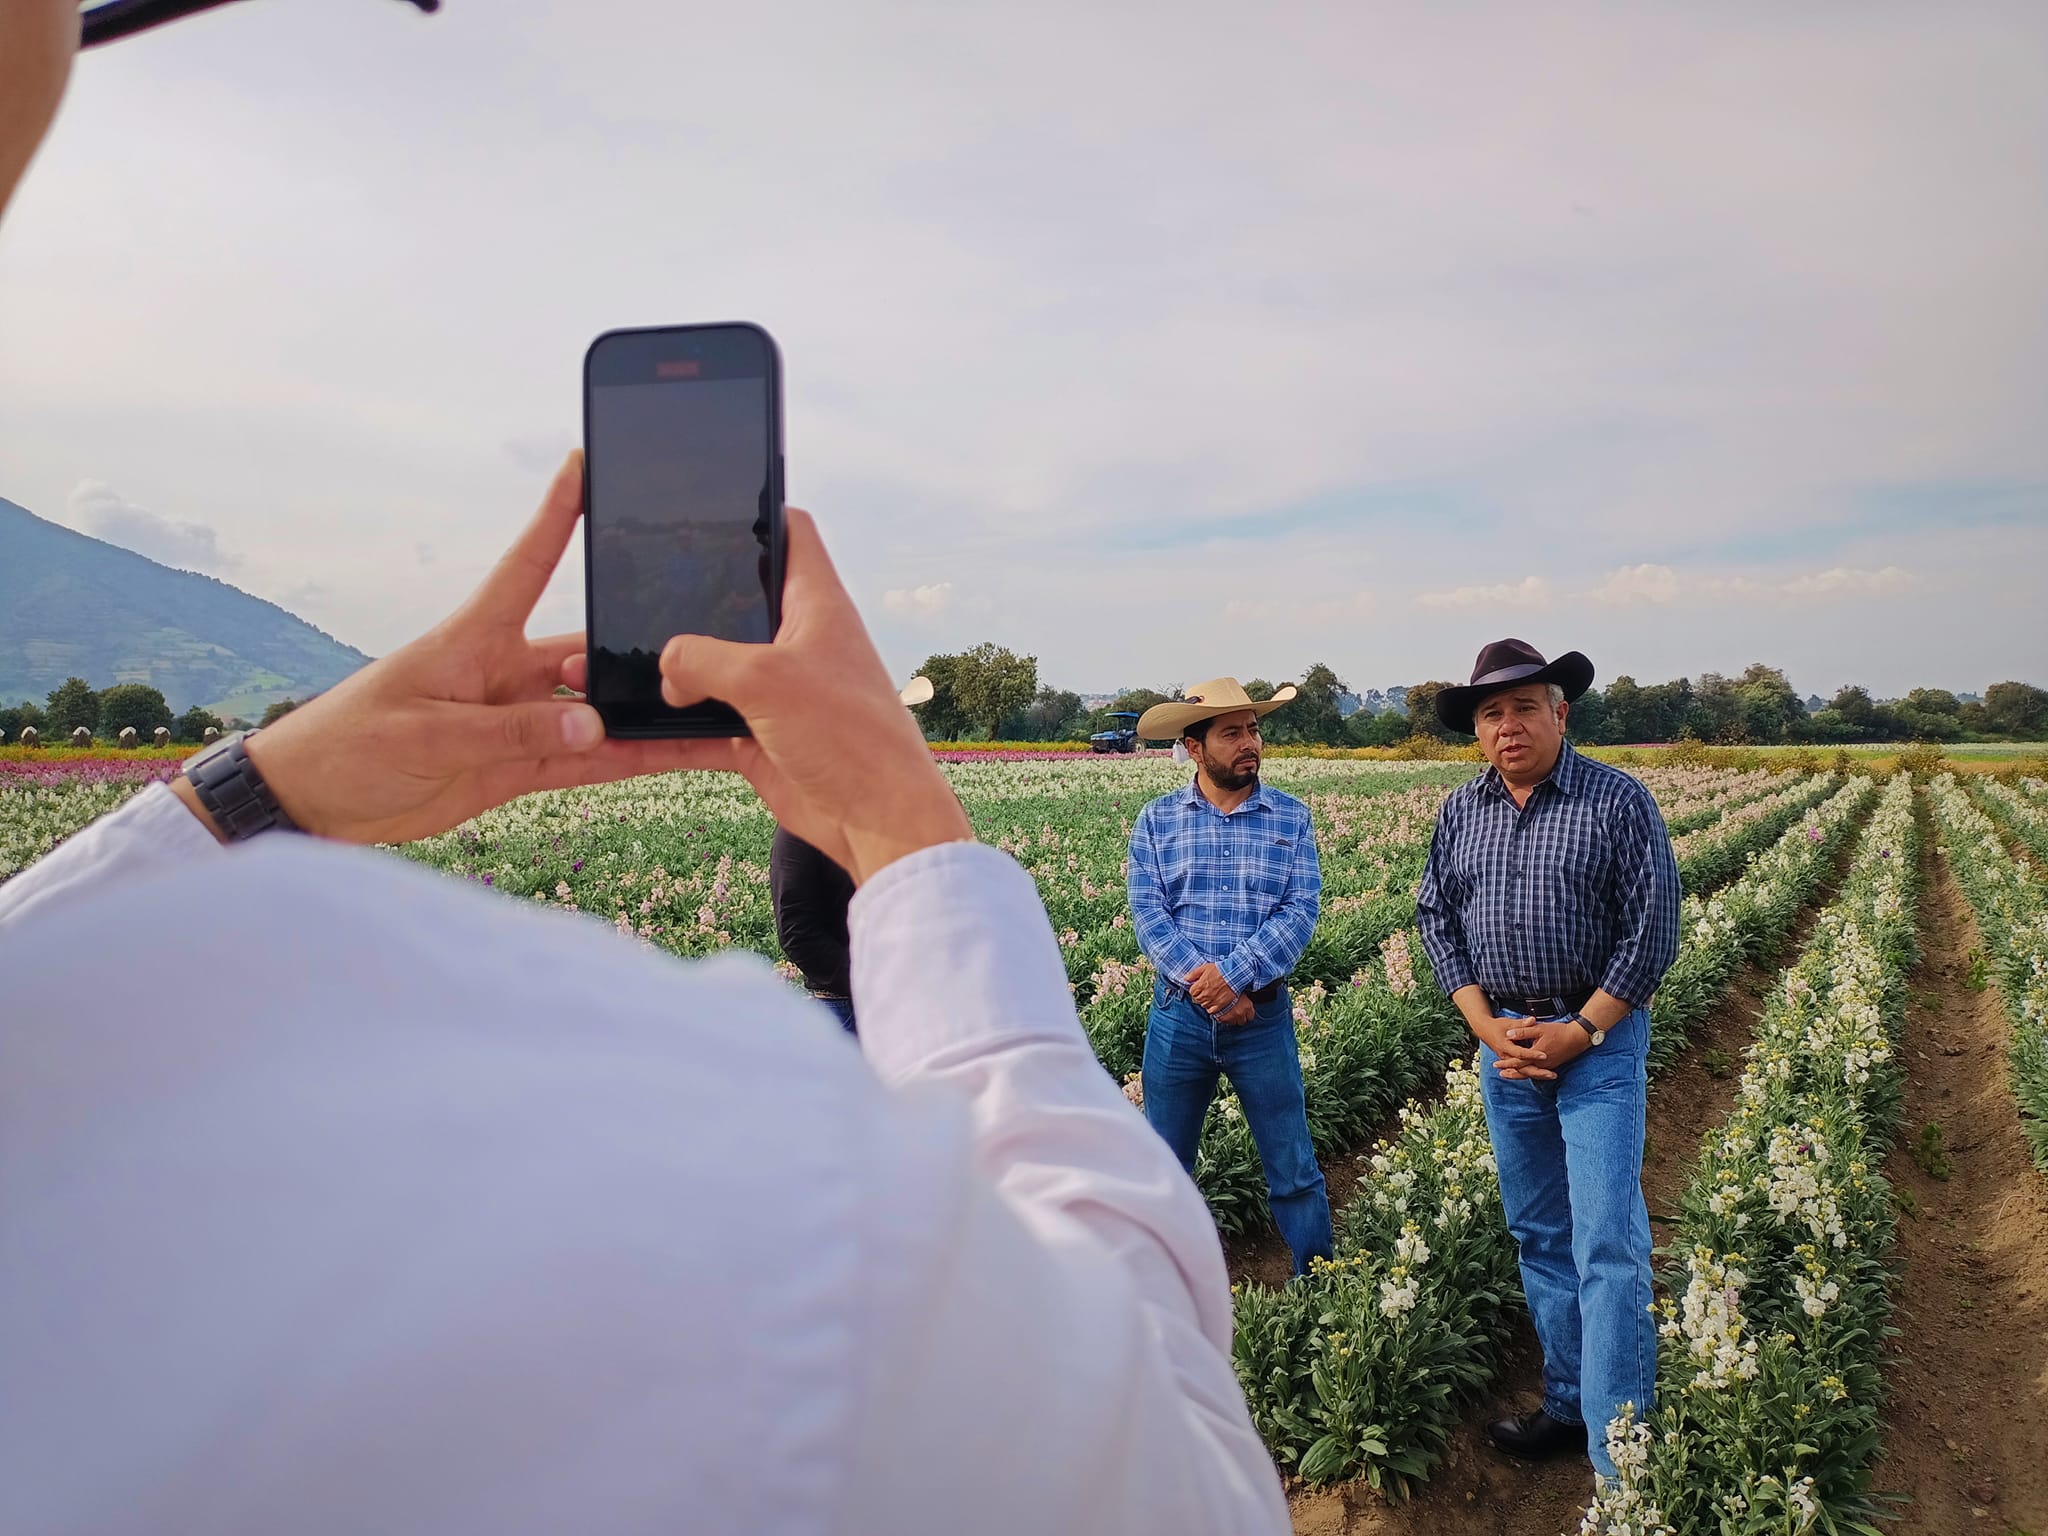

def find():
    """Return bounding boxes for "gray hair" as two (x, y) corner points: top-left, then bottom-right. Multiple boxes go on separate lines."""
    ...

(1547, 683), (1566, 707)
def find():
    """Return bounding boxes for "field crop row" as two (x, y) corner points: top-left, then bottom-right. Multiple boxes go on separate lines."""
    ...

(1581, 773), (1919, 1536)
(1228, 776), (1878, 1495)
(1930, 774), (2048, 1177)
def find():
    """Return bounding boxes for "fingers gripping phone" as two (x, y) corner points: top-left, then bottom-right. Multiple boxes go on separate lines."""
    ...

(582, 322), (785, 737)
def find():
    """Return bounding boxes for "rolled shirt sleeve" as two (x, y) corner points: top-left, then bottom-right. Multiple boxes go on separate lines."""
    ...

(1217, 814), (1321, 996)
(1415, 801), (1479, 998)
(1127, 806), (1208, 986)
(1597, 786), (1683, 1007)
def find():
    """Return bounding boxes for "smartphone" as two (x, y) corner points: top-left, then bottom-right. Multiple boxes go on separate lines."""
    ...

(582, 322), (785, 737)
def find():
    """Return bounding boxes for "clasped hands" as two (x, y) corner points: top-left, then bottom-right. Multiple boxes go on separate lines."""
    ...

(1487, 1017), (1593, 1081)
(1187, 962), (1255, 1026)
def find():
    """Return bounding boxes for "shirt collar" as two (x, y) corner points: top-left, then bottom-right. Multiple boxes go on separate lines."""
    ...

(1181, 775), (1270, 817)
(1480, 738), (1581, 802)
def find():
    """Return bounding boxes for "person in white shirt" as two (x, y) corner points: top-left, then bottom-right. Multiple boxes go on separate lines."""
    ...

(0, 4), (1290, 1532)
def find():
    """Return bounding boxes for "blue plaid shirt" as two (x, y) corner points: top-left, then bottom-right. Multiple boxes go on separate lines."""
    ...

(1416, 741), (1680, 1007)
(1127, 778), (1322, 995)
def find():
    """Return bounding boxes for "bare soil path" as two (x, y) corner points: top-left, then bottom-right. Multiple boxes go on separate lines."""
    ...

(1865, 838), (2048, 1535)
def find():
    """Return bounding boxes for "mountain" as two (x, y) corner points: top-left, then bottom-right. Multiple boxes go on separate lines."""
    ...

(0, 497), (372, 717)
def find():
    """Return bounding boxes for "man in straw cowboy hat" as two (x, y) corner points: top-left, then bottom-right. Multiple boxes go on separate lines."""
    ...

(1414, 640), (1680, 1487)
(1128, 679), (1332, 1275)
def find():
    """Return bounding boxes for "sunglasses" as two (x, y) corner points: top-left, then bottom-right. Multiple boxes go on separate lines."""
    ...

(81, 0), (438, 50)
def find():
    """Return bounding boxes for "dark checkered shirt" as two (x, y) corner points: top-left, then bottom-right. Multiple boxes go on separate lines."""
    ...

(1416, 740), (1680, 1007)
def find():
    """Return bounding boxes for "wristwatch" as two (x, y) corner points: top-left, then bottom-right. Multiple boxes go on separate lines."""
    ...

(1567, 1010), (1606, 1047)
(182, 729), (298, 842)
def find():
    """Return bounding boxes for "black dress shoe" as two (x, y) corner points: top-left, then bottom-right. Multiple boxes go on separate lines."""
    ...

(1486, 1408), (1586, 1461)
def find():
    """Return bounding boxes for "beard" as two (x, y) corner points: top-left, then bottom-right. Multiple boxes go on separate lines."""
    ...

(1204, 752), (1261, 792)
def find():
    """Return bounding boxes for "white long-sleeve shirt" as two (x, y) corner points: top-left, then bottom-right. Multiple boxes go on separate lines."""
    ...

(0, 788), (1288, 1535)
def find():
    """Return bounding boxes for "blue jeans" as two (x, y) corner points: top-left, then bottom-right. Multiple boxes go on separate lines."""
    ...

(1141, 980), (1333, 1275)
(811, 994), (857, 1035)
(1479, 1005), (1657, 1480)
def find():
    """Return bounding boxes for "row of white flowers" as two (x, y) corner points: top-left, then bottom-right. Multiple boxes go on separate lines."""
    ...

(1928, 773), (2048, 1178)
(1232, 774), (1875, 1494)
(1578, 773), (1919, 1536)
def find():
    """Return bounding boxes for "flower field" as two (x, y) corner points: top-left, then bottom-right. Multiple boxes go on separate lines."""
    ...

(5, 756), (2045, 1532)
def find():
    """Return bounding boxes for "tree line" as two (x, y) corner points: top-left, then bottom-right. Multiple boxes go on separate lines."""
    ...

(906, 648), (2048, 746)
(0, 677), (303, 743)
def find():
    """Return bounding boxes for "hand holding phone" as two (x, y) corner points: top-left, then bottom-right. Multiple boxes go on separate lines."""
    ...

(583, 322), (784, 737)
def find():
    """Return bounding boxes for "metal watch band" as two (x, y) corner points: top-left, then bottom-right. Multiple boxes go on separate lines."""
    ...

(182, 729), (298, 842)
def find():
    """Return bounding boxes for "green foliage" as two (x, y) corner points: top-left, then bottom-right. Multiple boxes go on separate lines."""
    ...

(43, 676), (100, 735)
(0, 699), (46, 740)
(912, 643), (1038, 740)
(1909, 1122), (1954, 1181)
(1398, 680), (1465, 742)
(1983, 681), (2048, 738)
(97, 683), (174, 737)
(1005, 686), (1090, 742)
(174, 705), (225, 743)
(258, 698), (303, 728)
(1348, 709), (1412, 748)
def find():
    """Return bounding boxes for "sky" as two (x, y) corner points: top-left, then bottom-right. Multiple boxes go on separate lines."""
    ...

(2, 1), (2044, 700)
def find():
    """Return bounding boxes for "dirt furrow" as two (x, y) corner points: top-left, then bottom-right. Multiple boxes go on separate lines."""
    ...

(1865, 838), (2048, 1534)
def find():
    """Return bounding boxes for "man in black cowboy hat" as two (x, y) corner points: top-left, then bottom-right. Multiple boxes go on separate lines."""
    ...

(1414, 640), (1680, 1488)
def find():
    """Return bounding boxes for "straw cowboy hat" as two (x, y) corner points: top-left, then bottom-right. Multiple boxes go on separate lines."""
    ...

(1433, 639), (1595, 736)
(1137, 678), (1298, 741)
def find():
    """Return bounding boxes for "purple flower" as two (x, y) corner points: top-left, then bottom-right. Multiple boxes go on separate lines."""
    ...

(572, 859), (584, 873)
(482, 873), (494, 886)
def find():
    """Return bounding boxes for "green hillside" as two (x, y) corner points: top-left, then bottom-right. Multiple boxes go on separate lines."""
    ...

(0, 497), (371, 716)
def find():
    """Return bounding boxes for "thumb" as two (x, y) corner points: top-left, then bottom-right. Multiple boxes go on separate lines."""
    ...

(659, 633), (764, 711)
(442, 699), (606, 766)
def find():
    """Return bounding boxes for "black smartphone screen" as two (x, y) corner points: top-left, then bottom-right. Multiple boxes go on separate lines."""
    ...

(582, 323), (783, 736)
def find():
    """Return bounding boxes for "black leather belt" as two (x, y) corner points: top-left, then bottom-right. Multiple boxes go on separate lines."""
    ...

(1492, 987), (1593, 1018)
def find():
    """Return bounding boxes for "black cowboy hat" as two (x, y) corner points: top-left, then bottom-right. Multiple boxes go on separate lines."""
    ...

(1433, 638), (1596, 736)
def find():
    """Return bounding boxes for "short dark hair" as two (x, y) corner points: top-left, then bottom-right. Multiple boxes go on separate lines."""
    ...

(1182, 716), (1217, 748)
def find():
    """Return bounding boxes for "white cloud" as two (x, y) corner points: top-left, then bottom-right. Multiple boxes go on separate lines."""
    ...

(1414, 576), (1551, 611)
(1778, 565), (1912, 600)
(1588, 563), (1682, 605)
(883, 581), (955, 616)
(64, 480), (240, 575)
(1698, 565), (1914, 603)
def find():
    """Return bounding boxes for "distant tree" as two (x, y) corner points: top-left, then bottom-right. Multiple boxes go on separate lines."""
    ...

(1733, 663), (1802, 744)
(223, 716), (257, 733)
(1827, 685), (1879, 731)
(174, 705), (226, 743)
(1008, 686), (1089, 742)
(44, 677), (101, 736)
(1243, 678), (1277, 702)
(1564, 686), (1615, 744)
(1401, 680), (1466, 742)
(949, 642), (1038, 740)
(1982, 681), (2048, 739)
(910, 653), (973, 741)
(98, 683), (175, 738)
(1902, 688), (1961, 719)
(1888, 702), (1963, 742)
(0, 700), (46, 740)
(1348, 709), (1410, 747)
(1269, 662), (1350, 746)
(259, 698), (303, 728)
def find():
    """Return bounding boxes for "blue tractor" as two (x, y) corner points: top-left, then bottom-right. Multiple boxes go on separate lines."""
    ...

(1089, 711), (1141, 754)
